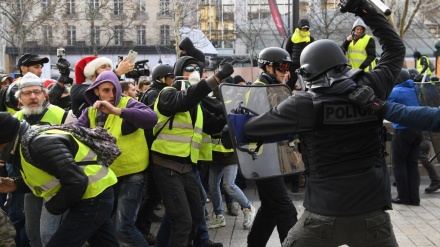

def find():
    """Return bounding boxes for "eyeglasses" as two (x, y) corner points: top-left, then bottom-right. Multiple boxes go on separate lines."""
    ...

(21, 89), (43, 97)
(183, 66), (201, 73)
(276, 62), (290, 73)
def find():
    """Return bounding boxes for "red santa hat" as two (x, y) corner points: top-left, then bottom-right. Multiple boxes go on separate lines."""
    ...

(74, 56), (113, 85)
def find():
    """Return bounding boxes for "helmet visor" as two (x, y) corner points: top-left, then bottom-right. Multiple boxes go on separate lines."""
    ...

(276, 62), (290, 73)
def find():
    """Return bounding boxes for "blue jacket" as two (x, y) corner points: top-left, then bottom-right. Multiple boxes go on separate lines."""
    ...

(384, 103), (440, 132)
(386, 79), (420, 129)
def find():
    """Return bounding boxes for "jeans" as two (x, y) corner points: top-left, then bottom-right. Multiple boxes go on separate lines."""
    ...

(153, 164), (203, 247)
(248, 177), (298, 246)
(46, 187), (118, 247)
(209, 164), (251, 215)
(419, 138), (440, 182)
(282, 210), (398, 247)
(7, 163), (29, 247)
(40, 200), (65, 246)
(113, 173), (148, 247)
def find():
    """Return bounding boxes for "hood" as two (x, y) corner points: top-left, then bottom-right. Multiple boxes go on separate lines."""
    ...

(351, 18), (367, 33)
(298, 19), (310, 29)
(395, 79), (414, 89)
(174, 56), (200, 78)
(84, 71), (122, 106)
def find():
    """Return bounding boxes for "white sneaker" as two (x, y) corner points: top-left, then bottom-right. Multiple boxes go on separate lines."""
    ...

(243, 205), (256, 228)
(207, 214), (226, 229)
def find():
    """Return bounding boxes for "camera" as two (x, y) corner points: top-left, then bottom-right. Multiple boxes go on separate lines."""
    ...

(57, 48), (66, 57)
(125, 59), (150, 81)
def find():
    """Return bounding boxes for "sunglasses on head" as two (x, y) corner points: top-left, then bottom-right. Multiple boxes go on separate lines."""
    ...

(276, 62), (290, 73)
(183, 66), (201, 73)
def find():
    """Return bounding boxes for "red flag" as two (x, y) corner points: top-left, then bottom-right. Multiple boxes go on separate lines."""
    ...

(268, 0), (287, 38)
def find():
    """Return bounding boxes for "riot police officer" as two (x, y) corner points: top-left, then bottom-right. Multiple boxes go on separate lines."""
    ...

(244, 0), (405, 246)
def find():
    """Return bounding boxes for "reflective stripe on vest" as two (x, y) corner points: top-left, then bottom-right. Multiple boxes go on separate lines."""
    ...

(211, 137), (234, 153)
(20, 129), (117, 201)
(87, 96), (148, 177)
(151, 87), (204, 163)
(417, 56), (432, 75)
(347, 35), (376, 72)
(15, 104), (65, 124)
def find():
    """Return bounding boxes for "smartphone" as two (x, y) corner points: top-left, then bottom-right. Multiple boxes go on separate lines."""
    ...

(126, 50), (138, 63)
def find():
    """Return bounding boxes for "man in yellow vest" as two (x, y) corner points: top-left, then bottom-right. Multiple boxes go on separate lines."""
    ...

(342, 18), (377, 71)
(0, 112), (120, 247)
(74, 70), (157, 246)
(13, 72), (70, 247)
(413, 51), (433, 81)
(151, 56), (233, 247)
(285, 19), (315, 90)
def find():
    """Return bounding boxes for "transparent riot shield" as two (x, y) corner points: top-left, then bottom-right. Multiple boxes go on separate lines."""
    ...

(414, 82), (440, 163)
(219, 83), (305, 179)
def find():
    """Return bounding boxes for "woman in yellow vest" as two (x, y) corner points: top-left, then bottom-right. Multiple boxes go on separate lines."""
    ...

(0, 113), (119, 247)
(342, 18), (377, 71)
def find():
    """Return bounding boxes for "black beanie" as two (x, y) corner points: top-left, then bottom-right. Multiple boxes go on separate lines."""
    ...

(0, 112), (21, 144)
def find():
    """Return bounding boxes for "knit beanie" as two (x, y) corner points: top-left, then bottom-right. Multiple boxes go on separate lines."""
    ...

(0, 112), (21, 144)
(83, 57), (113, 80)
(18, 72), (44, 90)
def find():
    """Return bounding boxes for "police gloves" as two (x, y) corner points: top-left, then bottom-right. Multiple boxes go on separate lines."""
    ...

(57, 58), (73, 84)
(339, 0), (376, 16)
(348, 85), (385, 114)
(215, 63), (234, 82)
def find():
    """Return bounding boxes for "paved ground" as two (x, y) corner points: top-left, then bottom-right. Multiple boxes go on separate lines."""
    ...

(151, 175), (440, 247)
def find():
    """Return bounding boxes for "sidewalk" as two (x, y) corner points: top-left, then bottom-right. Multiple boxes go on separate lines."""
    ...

(151, 175), (440, 247)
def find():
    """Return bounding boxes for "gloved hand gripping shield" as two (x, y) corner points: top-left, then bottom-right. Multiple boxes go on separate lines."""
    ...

(219, 83), (304, 179)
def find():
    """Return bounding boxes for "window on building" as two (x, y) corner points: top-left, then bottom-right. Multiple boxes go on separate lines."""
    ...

(160, 25), (170, 45)
(88, 0), (99, 10)
(114, 25), (123, 46)
(41, 0), (49, 12)
(159, 0), (170, 16)
(137, 25), (146, 45)
(67, 26), (76, 46)
(91, 26), (101, 45)
(66, 0), (75, 14)
(114, 0), (123, 15)
(137, 0), (145, 14)
(42, 25), (52, 44)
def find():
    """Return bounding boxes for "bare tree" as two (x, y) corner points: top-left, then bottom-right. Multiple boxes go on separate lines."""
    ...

(0, 0), (64, 56)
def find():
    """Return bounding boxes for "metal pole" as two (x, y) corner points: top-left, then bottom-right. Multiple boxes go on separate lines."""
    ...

(292, 0), (299, 32)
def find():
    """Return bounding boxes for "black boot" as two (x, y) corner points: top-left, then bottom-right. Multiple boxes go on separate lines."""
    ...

(425, 181), (440, 193)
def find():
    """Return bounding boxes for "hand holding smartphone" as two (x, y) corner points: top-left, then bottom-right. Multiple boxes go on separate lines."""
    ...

(126, 50), (138, 63)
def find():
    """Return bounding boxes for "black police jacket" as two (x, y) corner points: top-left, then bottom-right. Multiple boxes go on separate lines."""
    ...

(244, 10), (404, 216)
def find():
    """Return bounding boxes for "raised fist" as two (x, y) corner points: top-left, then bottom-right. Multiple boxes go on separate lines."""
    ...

(215, 63), (234, 82)
(57, 58), (71, 76)
(339, 0), (375, 16)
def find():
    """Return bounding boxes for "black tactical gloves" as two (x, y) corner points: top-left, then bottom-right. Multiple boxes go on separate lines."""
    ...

(215, 63), (234, 82)
(57, 58), (73, 84)
(349, 85), (385, 114)
(339, 0), (376, 16)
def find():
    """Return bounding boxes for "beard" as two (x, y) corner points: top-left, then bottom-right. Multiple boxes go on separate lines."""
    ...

(22, 104), (45, 115)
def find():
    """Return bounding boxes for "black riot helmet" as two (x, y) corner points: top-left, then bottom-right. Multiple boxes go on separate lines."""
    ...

(258, 47), (292, 72)
(396, 69), (410, 84)
(298, 39), (348, 81)
(151, 64), (174, 82)
(407, 68), (419, 80)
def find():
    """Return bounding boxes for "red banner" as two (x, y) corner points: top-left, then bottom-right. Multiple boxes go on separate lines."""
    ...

(268, 0), (287, 38)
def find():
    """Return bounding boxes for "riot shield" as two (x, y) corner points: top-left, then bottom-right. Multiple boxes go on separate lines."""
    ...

(219, 83), (304, 179)
(414, 82), (440, 163)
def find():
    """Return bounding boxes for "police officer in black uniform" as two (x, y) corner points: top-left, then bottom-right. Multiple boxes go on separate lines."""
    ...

(244, 0), (404, 246)
(246, 47), (298, 247)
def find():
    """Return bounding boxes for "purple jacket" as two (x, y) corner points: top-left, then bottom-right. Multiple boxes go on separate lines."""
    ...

(74, 71), (157, 133)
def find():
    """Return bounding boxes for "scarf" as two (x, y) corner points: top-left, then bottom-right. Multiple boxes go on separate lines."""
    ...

(21, 125), (121, 167)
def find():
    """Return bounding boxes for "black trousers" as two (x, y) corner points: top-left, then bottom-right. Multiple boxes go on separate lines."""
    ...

(392, 128), (423, 204)
(248, 176), (298, 246)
